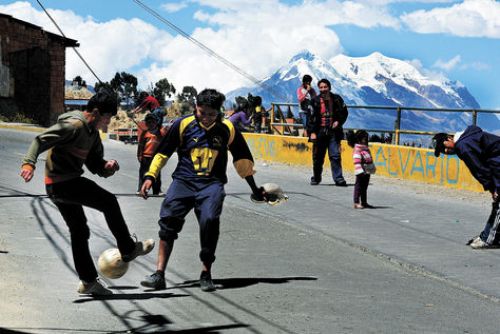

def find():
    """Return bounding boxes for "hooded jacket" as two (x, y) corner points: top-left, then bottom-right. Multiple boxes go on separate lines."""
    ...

(454, 125), (500, 193)
(22, 111), (109, 184)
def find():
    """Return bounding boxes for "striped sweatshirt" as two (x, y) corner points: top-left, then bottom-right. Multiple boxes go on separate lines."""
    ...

(353, 143), (373, 175)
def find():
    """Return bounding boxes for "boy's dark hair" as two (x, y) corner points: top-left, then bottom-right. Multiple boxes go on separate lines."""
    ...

(235, 96), (249, 111)
(432, 133), (451, 157)
(347, 130), (369, 148)
(87, 87), (118, 116)
(139, 91), (149, 101)
(318, 78), (331, 89)
(302, 74), (313, 84)
(247, 93), (263, 107)
(196, 89), (225, 110)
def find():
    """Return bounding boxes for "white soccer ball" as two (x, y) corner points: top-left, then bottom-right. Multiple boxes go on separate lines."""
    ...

(98, 248), (129, 279)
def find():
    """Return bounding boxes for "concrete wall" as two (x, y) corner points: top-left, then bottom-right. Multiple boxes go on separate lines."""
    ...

(243, 133), (484, 193)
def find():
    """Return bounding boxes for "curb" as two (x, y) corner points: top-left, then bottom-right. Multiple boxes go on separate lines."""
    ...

(0, 123), (108, 140)
(0, 123), (45, 133)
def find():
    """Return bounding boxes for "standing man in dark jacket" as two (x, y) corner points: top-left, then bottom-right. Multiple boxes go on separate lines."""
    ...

(308, 78), (348, 186)
(433, 125), (500, 249)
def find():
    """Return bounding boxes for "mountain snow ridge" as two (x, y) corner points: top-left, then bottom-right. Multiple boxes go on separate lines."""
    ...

(226, 50), (498, 133)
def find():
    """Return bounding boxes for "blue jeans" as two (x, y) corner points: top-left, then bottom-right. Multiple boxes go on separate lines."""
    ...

(312, 134), (345, 183)
(480, 200), (500, 244)
(299, 112), (309, 131)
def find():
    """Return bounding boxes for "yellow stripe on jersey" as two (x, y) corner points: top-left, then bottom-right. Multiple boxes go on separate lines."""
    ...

(233, 158), (255, 178)
(222, 119), (235, 145)
(145, 153), (169, 179)
(179, 115), (196, 146)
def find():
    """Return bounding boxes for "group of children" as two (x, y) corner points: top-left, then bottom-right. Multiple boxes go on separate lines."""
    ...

(137, 104), (378, 210)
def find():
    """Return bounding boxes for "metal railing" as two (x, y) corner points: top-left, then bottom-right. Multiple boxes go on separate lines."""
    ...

(268, 102), (500, 145)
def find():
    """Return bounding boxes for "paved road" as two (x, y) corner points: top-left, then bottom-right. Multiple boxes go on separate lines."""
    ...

(1, 127), (499, 334)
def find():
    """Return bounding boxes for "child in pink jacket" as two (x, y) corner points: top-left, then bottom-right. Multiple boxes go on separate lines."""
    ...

(347, 130), (376, 209)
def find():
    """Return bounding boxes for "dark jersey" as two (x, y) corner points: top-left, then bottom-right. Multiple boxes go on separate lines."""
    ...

(146, 115), (255, 184)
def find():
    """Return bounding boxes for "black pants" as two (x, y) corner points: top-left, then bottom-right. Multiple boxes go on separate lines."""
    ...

(138, 157), (162, 194)
(46, 177), (135, 282)
(354, 173), (370, 205)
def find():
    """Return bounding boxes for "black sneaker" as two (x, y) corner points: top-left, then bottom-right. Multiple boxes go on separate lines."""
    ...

(310, 177), (321, 185)
(335, 180), (347, 187)
(140, 272), (166, 290)
(199, 271), (216, 292)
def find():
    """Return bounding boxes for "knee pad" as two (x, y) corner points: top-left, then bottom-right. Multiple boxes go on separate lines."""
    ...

(158, 217), (184, 241)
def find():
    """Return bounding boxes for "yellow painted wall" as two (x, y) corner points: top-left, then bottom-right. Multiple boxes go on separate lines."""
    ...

(243, 133), (484, 193)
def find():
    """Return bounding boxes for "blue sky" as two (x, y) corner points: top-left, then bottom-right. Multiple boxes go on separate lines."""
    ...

(1, 0), (499, 109)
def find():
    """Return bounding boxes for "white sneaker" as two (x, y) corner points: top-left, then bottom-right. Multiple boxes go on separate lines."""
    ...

(469, 237), (499, 249)
(78, 279), (112, 295)
(121, 238), (155, 262)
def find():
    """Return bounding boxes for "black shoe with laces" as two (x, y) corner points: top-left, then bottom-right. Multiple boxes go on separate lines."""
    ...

(199, 271), (216, 292)
(335, 180), (347, 187)
(140, 272), (166, 290)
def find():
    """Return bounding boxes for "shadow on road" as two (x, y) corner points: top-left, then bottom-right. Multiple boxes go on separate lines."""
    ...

(0, 323), (249, 334)
(73, 292), (189, 303)
(176, 276), (318, 290)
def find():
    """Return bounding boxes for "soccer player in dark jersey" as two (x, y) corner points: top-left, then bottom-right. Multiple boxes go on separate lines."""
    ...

(139, 88), (266, 292)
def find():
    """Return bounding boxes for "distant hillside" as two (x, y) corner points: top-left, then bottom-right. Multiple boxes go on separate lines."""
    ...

(64, 80), (95, 99)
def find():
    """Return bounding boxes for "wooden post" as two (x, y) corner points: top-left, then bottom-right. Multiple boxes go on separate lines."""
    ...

(394, 107), (401, 145)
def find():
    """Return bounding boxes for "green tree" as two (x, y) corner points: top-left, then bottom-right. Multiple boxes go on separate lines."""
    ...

(72, 75), (82, 87)
(177, 86), (197, 103)
(94, 81), (113, 93)
(152, 78), (176, 105)
(177, 86), (197, 115)
(110, 72), (138, 102)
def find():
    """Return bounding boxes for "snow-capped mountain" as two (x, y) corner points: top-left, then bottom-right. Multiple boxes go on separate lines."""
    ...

(226, 51), (498, 134)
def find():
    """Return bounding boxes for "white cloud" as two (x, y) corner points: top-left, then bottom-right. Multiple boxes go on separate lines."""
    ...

(161, 2), (188, 13)
(433, 55), (461, 71)
(0, 1), (173, 86)
(0, 1), (400, 94)
(151, 0), (400, 92)
(465, 61), (490, 71)
(401, 0), (500, 38)
(433, 56), (491, 72)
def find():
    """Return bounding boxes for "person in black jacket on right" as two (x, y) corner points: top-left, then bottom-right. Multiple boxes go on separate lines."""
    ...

(433, 126), (500, 249)
(308, 78), (348, 186)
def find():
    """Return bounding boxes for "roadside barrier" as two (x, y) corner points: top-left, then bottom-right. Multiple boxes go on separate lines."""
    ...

(243, 133), (483, 192)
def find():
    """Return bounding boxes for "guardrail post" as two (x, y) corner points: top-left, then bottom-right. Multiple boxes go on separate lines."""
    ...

(271, 103), (275, 135)
(472, 110), (477, 126)
(394, 107), (401, 145)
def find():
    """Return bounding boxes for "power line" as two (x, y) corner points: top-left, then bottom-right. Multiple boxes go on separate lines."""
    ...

(132, 0), (289, 102)
(35, 0), (103, 84)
